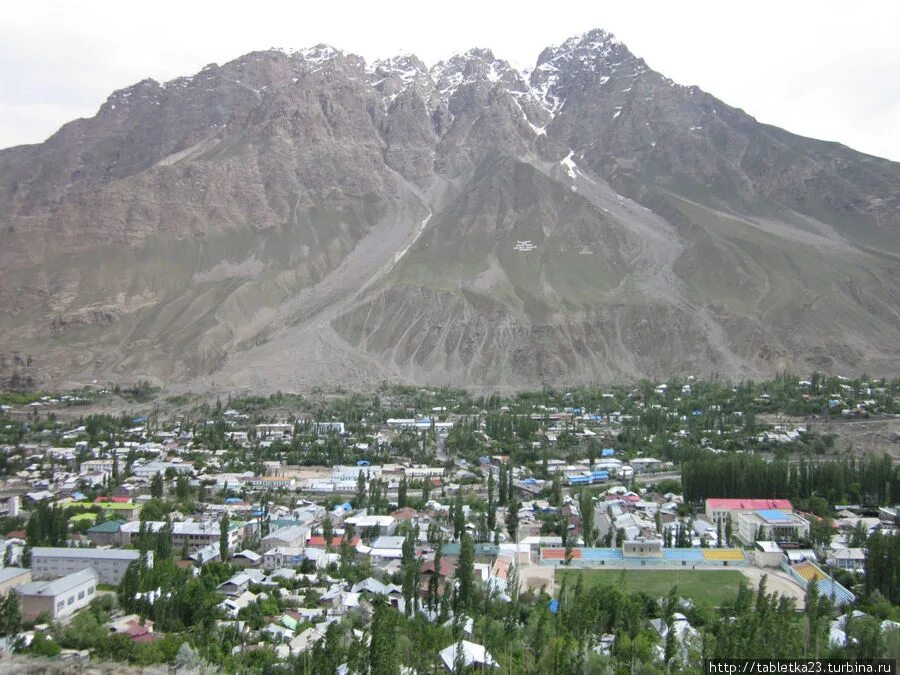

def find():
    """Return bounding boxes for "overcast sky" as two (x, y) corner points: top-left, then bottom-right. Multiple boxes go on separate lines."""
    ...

(1, 0), (898, 160)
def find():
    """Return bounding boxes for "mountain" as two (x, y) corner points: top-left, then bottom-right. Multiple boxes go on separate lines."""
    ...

(1, 30), (898, 392)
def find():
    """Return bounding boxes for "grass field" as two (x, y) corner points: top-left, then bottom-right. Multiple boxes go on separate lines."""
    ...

(556, 568), (745, 607)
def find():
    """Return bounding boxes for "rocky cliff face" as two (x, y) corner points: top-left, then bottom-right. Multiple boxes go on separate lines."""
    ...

(1, 30), (898, 391)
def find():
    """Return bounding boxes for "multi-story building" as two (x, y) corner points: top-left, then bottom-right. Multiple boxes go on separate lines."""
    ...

(239, 476), (296, 491)
(30, 547), (148, 585)
(117, 520), (242, 554)
(332, 465), (383, 482)
(0, 567), (31, 594)
(261, 525), (310, 550)
(256, 423), (294, 441)
(705, 498), (793, 526)
(132, 461), (194, 478)
(66, 500), (142, 521)
(79, 459), (116, 474)
(736, 510), (810, 545)
(262, 546), (306, 570)
(19, 568), (99, 621)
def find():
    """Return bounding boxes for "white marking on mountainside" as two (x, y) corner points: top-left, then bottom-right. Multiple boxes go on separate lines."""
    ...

(387, 212), (432, 273)
(561, 151), (578, 179)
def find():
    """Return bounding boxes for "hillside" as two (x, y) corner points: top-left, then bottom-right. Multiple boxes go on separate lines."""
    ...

(1, 31), (898, 391)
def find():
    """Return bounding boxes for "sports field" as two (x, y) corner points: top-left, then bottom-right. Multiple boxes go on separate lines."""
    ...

(555, 568), (745, 606)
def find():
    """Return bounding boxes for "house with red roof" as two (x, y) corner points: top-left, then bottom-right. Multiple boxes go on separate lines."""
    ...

(705, 498), (793, 526)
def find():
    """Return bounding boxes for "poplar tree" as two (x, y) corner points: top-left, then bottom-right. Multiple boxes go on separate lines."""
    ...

(579, 490), (595, 547)
(455, 532), (475, 612)
(506, 499), (520, 541)
(487, 471), (496, 531)
(219, 513), (230, 562)
(398, 476), (408, 509)
(369, 598), (398, 675)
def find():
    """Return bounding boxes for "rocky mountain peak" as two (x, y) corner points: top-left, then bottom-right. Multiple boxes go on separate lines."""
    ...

(1, 29), (898, 392)
(429, 48), (524, 99)
(531, 28), (640, 114)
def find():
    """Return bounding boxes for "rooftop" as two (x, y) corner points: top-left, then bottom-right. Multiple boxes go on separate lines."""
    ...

(20, 568), (98, 597)
(0, 567), (30, 584)
(707, 498), (792, 511)
(756, 509), (792, 522)
(31, 547), (141, 560)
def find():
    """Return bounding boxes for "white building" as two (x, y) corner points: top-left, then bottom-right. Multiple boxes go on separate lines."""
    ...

(261, 525), (310, 550)
(239, 476), (296, 490)
(19, 568), (99, 621)
(262, 546), (306, 570)
(132, 461), (193, 478)
(256, 423), (294, 440)
(80, 458), (116, 473)
(332, 465), (383, 481)
(403, 466), (445, 479)
(30, 547), (148, 585)
(736, 510), (810, 546)
(343, 514), (396, 535)
(118, 520), (241, 553)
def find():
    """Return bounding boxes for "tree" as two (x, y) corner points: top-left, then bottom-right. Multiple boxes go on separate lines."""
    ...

(219, 513), (230, 563)
(3, 544), (12, 567)
(453, 491), (465, 540)
(579, 490), (595, 547)
(498, 464), (508, 506)
(398, 475), (408, 509)
(0, 590), (20, 637)
(428, 539), (443, 609)
(487, 470), (496, 531)
(150, 472), (164, 499)
(156, 515), (174, 562)
(175, 475), (191, 502)
(340, 523), (356, 567)
(400, 529), (420, 616)
(455, 532), (475, 612)
(322, 515), (334, 553)
(809, 517), (834, 550)
(369, 598), (398, 675)
(506, 499), (519, 542)
(355, 471), (367, 508)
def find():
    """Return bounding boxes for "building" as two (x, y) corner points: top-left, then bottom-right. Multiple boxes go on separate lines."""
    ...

(86, 520), (126, 546)
(826, 548), (866, 571)
(118, 520), (242, 554)
(0, 567), (31, 594)
(239, 476), (296, 491)
(705, 498), (793, 526)
(403, 466), (446, 479)
(438, 641), (498, 672)
(332, 465), (383, 482)
(65, 501), (142, 521)
(19, 568), (99, 622)
(313, 422), (345, 435)
(79, 459), (116, 474)
(622, 539), (664, 558)
(629, 458), (663, 473)
(256, 423), (294, 441)
(754, 541), (784, 567)
(343, 514), (395, 536)
(261, 525), (310, 550)
(262, 546), (306, 570)
(132, 461), (193, 478)
(736, 510), (810, 545)
(30, 547), (148, 585)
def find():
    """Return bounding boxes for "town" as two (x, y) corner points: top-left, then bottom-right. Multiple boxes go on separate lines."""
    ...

(0, 373), (897, 672)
